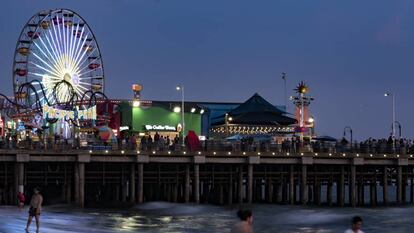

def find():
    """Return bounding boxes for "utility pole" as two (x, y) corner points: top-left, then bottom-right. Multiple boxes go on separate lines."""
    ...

(282, 72), (287, 111)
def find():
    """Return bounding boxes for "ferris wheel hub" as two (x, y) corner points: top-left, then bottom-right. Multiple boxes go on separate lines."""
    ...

(63, 73), (71, 82)
(63, 72), (80, 86)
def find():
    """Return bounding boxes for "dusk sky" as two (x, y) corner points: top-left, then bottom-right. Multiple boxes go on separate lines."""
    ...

(1, 0), (414, 140)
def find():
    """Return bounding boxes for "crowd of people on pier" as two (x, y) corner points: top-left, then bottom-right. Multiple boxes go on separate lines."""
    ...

(1, 131), (414, 156)
(138, 133), (181, 151)
(0, 131), (199, 152)
(312, 136), (414, 154)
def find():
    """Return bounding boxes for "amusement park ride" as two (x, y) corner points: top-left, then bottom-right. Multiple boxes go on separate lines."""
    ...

(0, 9), (110, 140)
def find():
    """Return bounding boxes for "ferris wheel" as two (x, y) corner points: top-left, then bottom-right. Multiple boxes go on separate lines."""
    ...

(12, 9), (105, 110)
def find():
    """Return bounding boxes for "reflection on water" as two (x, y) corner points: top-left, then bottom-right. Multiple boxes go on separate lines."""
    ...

(0, 202), (413, 232)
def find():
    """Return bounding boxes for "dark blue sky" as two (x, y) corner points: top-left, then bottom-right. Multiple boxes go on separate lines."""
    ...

(1, 0), (413, 140)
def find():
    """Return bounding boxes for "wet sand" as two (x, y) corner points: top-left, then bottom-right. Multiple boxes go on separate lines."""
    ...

(0, 202), (412, 232)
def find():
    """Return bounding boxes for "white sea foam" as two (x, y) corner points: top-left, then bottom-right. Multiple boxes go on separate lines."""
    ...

(0, 204), (413, 232)
(134, 201), (177, 210)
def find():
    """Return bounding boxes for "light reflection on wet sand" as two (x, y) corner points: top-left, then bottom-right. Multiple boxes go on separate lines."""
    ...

(0, 202), (412, 233)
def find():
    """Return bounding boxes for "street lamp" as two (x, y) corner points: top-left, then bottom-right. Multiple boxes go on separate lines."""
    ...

(281, 72), (287, 111)
(308, 116), (315, 136)
(384, 91), (395, 152)
(384, 92), (396, 149)
(308, 117), (314, 123)
(176, 85), (185, 147)
(132, 100), (140, 107)
(173, 106), (181, 113)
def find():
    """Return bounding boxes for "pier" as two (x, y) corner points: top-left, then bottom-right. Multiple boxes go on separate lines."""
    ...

(1, 150), (414, 208)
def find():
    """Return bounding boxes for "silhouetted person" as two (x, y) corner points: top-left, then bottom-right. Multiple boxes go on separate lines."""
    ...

(25, 187), (43, 233)
(147, 135), (153, 150)
(166, 136), (170, 147)
(344, 216), (364, 233)
(141, 135), (147, 150)
(231, 209), (253, 233)
(154, 132), (160, 142)
(17, 190), (25, 210)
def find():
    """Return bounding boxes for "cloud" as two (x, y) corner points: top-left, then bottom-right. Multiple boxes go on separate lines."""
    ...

(376, 1), (413, 45)
(376, 15), (401, 44)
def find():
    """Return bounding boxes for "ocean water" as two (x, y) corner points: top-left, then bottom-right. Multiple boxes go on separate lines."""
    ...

(0, 202), (412, 233)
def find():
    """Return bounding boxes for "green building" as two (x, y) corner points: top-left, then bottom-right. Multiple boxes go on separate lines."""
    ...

(119, 101), (203, 138)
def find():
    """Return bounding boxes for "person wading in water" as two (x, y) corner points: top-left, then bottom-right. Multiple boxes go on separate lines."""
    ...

(344, 216), (364, 233)
(25, 187), (43, 233)
(231, 209), (253, 233)
(17, 189), (25, 210)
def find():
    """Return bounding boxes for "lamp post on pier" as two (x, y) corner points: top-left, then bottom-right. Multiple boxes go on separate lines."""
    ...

(176, 85), (185, 148)
(384, 92), (396, 152)
(281, 72), (287, 111)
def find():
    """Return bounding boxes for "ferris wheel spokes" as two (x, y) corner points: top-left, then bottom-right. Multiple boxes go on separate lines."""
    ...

(12, 9), (105, 112)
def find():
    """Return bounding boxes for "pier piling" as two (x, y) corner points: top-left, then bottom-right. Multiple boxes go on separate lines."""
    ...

(247, 164), (253, 204)
(1, 151), (414, 207)
(194, 164), (200, 204)
(301, 164), (307, 205)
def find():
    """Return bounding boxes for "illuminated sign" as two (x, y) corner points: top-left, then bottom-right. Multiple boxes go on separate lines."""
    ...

(43, 105), (97, 120)
(119, 126), (129, 131)
(144, 125), (176, 131)
(17, 122), (25, 131)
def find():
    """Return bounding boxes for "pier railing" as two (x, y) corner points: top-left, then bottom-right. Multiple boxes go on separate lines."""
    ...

(1, 140), (412, 156)
(0, 149), (413, 160)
